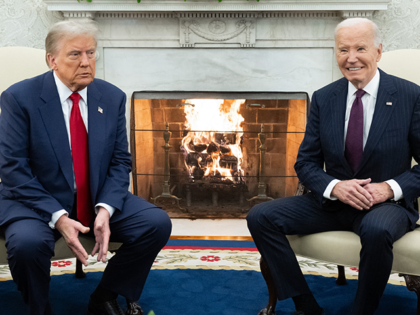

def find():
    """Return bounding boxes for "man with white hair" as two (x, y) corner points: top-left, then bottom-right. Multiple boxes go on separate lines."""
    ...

(247, 18), (420, 314)
(0, 20), (172, 315)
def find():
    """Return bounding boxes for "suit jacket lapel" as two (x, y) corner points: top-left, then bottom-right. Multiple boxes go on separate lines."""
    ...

(38, 72), (74, 191)
(330, 78), (354, 175)
(87, 81), (105, 201)
(355, 69), (397, 176)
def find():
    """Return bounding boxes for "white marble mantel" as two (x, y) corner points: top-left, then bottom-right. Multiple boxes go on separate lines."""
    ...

(43, 0), (390, 98)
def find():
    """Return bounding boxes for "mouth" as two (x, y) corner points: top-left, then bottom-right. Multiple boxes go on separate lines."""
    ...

(347, 67), (362, 71)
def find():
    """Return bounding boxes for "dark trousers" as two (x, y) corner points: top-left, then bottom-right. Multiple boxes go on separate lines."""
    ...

(4, 195), (172, 315)
(246, 193), (411, 315)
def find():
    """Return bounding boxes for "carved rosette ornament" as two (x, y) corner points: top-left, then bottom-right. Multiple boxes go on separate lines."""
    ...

(209, 20), (226, 34)
(180, 18), (256, 48)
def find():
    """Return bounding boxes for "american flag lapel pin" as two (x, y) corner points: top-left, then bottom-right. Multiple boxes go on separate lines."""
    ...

(98, 106), (103, 113)
(386, 102), (392, 106)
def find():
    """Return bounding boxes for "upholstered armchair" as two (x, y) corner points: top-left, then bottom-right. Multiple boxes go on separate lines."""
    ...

(258, 49), (420, 315)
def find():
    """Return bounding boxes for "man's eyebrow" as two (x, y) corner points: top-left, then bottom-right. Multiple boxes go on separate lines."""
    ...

(67, 48), (95, 54)
(67, 50), (81, 54)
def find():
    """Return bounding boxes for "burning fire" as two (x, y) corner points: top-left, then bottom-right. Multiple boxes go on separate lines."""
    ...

(181, 99), (245, 183)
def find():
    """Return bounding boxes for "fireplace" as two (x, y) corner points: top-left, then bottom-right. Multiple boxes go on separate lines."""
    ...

(130, 91), (308, 219)
(43, 0), (389, 219)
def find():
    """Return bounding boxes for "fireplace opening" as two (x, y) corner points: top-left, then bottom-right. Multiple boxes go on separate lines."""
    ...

(130, 92), (308, 219)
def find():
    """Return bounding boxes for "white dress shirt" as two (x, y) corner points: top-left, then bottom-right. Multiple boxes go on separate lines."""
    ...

(49, 72), (115, 229)
(323, 69), (403, 201)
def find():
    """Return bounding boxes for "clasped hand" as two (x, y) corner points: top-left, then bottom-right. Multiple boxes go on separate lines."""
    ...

(55, 207), (111, 266)
(331, 178), (394, 210)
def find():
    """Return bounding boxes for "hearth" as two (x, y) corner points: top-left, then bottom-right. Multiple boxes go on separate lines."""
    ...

(130, 91), (308, 219)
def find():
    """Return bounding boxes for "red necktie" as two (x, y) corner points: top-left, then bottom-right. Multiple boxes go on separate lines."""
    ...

(69, 93), (93, 226)
(345, 89), (366, 172)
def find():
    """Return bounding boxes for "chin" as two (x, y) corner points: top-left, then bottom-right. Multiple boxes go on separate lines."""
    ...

(77, 78), (94, 87)
(345, 73), (364, 83)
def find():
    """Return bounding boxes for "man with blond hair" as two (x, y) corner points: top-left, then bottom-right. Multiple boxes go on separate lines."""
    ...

(0, 20), (171, 315)
(247, 18), (420, 315)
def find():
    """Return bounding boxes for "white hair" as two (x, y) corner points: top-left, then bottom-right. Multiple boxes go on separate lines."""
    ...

(335, 18), (382, 48)
(45, 19), (99, 67)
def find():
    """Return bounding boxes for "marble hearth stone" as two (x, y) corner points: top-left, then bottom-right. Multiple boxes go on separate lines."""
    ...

(170, 218), (251, 238)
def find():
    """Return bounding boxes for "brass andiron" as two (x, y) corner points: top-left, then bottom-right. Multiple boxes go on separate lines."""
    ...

(154, 122), (186, 212)
(248, 123), (273, 202)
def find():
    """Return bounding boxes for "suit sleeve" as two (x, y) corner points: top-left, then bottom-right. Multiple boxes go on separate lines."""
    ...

(0, 90), (65, 220)
(294, 91), (337, 205)
(95, 93), (132, 211)
(393, 92), (420, 203)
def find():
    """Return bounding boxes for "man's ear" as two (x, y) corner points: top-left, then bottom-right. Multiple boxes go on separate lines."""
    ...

(376, 43), (383, 62)
(46, 53), (57, 70)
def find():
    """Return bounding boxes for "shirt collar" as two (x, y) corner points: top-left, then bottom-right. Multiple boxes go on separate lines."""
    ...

(53, 71), (88, 105)
(347, 68), (380, 100)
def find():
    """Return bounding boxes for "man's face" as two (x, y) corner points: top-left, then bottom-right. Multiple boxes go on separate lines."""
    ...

(335, 23), (382, 89)
(47, 35), (96, 92)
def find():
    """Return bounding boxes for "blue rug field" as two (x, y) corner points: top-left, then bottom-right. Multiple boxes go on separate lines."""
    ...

(0, 269), (416, 314)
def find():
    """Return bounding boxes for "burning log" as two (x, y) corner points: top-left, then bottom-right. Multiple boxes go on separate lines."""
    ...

(193, 144), (207, 153)
(220, 145), (231, 155)
(207, 142), (220, 154)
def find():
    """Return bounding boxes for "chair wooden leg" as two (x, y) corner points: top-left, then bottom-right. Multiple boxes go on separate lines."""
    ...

(336, 265), (347, 285)
(258, 256), (277, 315)
(75, 258), (86, 279)
(400, 274), (420, 315)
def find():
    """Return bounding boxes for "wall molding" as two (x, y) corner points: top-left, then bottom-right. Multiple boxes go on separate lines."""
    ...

(93, 11), (343, 20)
(44, 0), (390, 14)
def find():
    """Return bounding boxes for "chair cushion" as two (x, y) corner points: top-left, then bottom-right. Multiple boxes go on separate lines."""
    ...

(287, 227), (420, 276)
(0, 235), (121, 265)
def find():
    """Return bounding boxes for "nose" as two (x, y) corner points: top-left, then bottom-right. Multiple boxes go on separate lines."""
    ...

(347, 50), (358, 63)
(80, 52), (90, 67)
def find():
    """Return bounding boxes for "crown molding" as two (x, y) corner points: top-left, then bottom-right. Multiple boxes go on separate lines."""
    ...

(43, 0), (390, 14)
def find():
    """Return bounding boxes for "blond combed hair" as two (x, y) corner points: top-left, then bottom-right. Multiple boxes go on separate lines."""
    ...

(45, 19), (99, 67)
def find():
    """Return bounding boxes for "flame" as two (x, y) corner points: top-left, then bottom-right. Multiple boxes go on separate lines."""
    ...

(181, 99), (245, 182)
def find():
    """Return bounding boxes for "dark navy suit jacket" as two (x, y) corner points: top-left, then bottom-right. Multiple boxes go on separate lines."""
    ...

(295, 69), (420, 228)
(0, 71), (139, 226)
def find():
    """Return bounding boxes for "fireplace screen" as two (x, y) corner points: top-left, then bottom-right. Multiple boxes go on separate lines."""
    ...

(130, 91), (308, 219)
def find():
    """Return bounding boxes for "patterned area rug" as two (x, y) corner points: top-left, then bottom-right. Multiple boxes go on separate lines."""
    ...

(0, 240), (406, 286)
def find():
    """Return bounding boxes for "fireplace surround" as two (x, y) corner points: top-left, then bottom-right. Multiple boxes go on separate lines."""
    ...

(43, 0), (391, 218)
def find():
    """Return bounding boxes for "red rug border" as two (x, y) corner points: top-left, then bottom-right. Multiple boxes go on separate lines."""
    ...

(163, 246), (258, 251)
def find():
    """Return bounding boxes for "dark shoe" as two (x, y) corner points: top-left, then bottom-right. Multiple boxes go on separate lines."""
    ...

(293, 310), (325, 315)
(126, 301), (144, 315)
(87, 298), (125, 315)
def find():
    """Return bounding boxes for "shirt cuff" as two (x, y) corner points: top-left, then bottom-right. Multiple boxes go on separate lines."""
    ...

(323, 179), (340, 200)
(385, 180), (403, 201)
(48, 209), (69, 229)
(95, 203), (116, 218)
